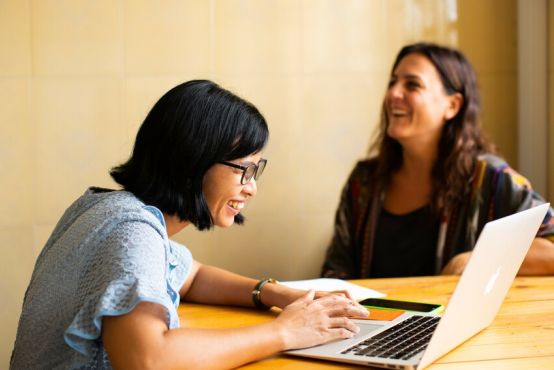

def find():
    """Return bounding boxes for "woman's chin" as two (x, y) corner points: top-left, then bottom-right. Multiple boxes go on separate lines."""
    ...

(387, 126), (410, 140)
(214, 216), (236, 228)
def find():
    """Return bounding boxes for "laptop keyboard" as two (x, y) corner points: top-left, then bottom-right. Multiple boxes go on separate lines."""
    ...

(341, 315), (441, 360)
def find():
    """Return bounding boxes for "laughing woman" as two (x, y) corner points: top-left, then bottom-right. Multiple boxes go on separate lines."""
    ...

(11, 80), (368, 370)
(322, 43), (554, 279)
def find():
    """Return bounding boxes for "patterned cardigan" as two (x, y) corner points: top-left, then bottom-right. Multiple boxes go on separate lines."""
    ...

(321, 154), (554, 279)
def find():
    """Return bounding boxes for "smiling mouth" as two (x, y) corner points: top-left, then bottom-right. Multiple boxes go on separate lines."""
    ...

(228, 201), (244, 210)
(390, 109), (408, 117)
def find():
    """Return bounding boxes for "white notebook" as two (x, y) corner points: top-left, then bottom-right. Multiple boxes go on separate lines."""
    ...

(280, 278), (385, 301)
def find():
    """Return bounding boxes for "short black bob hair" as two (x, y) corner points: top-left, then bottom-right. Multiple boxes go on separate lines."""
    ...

(110, 80), (269, 230)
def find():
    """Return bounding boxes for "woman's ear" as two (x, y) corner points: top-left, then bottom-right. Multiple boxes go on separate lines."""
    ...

(445, 92), (463, 120)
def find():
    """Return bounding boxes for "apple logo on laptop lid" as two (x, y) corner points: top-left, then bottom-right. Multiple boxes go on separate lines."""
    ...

(484, 266), (502, 296)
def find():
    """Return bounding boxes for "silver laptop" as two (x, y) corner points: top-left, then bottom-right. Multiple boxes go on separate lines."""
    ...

(287, 203), (550, 369)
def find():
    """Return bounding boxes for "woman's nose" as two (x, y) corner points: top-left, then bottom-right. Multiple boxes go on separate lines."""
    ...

(387, 83), (403, 100)
(243, 177), (257, 197)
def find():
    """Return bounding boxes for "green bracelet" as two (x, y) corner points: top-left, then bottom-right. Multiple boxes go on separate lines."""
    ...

(252, 278), (278, 310)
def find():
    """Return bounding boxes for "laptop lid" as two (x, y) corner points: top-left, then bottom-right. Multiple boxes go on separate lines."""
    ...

(417, 203), (550, 369)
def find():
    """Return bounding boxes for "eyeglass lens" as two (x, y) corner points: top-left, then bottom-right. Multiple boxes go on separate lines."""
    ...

(242, 160), (266, 184)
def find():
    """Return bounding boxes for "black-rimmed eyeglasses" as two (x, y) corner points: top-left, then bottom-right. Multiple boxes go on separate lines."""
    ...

(219, 158), (267, 185)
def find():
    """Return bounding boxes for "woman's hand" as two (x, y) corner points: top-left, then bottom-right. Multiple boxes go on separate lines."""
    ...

(441, 252), (472, 275)
(272, 290), (369, 350)
(314, 289), (354, 300)
(261, 280), (358, 309)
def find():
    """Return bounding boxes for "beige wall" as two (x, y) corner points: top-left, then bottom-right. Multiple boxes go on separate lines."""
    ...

(459, 0), (518, 167)
(0, 0), (522, 366)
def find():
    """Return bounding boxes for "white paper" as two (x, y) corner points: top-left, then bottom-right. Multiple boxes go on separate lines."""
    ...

(280, 278), (385, 301)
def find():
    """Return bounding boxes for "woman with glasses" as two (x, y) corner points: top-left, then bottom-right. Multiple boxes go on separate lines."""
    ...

(322, 42), (554, 280)
(11, 80), (368, 370)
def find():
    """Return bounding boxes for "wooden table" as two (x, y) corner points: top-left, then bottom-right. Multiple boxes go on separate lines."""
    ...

(178, 276), (554, 369)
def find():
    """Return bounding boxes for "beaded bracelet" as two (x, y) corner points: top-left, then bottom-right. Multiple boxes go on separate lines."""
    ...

(252, 278), (278, 310)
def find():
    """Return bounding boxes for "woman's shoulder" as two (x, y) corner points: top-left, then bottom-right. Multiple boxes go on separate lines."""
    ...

(350, 157), (379, 181)
(341, 158), (380, 204)
(84, 188), (161, 222)
(477, 154), (532, 188)
(478, 153), (509, 170)
(57, 188), (167, 246)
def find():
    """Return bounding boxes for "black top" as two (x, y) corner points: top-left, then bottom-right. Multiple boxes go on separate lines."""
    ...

(371, 205), (439, 278)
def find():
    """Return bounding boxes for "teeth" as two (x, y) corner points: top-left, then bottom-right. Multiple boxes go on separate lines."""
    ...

(228, 201), (244, 210)
(391, 109), (407, 116)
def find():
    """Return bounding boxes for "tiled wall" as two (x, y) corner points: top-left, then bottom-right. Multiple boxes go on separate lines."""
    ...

(0, 0), (521, 366)
(458, 0), (518, 168)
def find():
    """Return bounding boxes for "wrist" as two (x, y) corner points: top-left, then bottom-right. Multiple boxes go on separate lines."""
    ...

(252, 278), (279, 310)
(267, 319), (289, 351)
(261, 283), (306, 309)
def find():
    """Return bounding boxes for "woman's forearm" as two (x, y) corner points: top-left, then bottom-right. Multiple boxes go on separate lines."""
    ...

(181, 262), (308, 309)
(182, 263), (258, 306)
(518, 237), (554, 275)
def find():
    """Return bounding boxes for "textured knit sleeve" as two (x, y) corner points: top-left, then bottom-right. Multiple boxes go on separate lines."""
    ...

(63, 220), (181, 356)
(321, 170), (358, 279)
(168, 239), (194, 294)
(486, 158), (554, 240)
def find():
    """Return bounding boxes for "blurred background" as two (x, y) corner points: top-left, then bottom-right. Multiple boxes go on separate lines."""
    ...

(1, 0), (553, 366)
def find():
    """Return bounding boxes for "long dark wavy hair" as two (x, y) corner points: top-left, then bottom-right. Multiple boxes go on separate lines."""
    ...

(370, 42), (494, 214)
